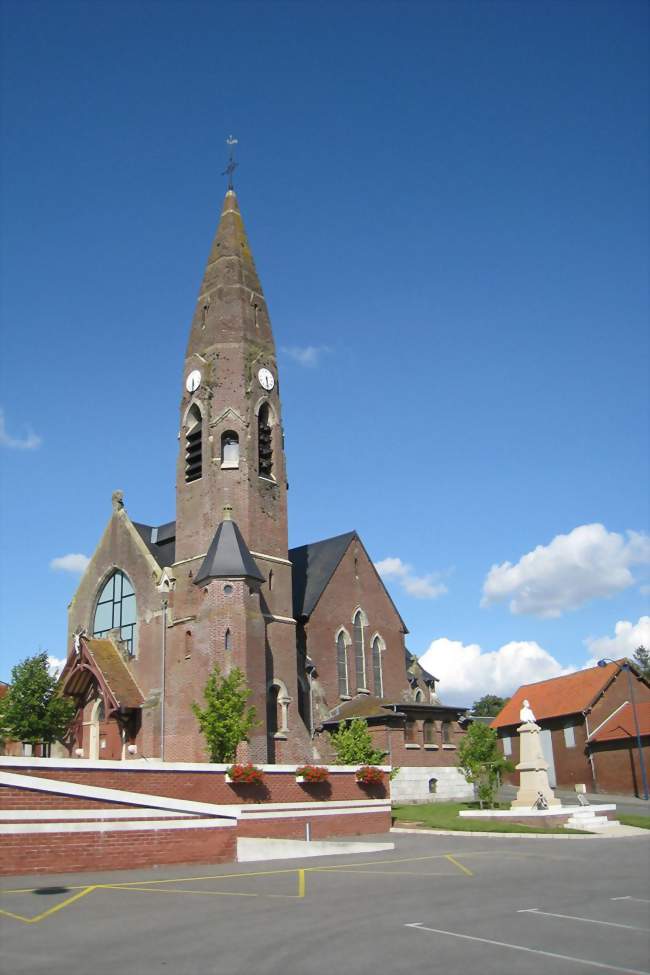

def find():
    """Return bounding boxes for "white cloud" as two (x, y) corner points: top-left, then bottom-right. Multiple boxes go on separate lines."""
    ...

(584, 616), (650, 667)
(47, 656), (67, 677)
(50, 553), (90, 574)
(281, 345), (330, 367)
(375, 556), (448, 600)
(418, 637), (575, 703)
(482, 524), (650, 618)
(0, 408), (42, 450)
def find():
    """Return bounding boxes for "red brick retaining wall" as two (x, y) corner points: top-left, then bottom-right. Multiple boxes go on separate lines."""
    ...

(2, 822), (237, 875)
(4, 763), (388, 804)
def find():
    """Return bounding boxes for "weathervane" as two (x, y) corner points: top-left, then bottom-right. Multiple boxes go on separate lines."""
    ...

(223, 135), (238, 190)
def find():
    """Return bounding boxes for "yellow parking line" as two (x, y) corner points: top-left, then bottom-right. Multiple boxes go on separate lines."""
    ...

(0, 885), (97, 925)
(445, 854), (473, 877)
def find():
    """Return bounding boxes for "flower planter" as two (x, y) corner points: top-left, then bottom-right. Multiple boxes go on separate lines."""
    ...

(295, 766), (329, 785)
(225, 764), (265, 786)
(355, 766), (385, 786)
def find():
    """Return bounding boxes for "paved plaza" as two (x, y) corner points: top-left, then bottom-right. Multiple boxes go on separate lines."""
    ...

(2, 832), (649, 975)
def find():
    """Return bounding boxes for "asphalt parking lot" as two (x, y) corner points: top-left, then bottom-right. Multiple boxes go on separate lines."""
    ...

(2, 833), (649, 975)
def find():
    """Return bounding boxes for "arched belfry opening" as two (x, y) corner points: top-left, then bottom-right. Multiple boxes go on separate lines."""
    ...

(185, 404), (203, 483)
(258, 402), (273, 478)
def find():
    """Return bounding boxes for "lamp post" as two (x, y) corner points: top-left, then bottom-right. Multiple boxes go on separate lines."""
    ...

(597, 658), (649, 801)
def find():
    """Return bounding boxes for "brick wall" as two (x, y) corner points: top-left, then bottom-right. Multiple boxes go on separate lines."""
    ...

(591, 739), (650, 795)
(2, 763), (387, 806)
(1, 822), (236, 875)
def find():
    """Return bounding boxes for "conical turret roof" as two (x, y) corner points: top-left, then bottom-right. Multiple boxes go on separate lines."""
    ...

(194, 507), (264, 586)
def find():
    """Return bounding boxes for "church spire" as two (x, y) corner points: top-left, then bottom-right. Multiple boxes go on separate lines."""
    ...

(185, 187), (273, 358)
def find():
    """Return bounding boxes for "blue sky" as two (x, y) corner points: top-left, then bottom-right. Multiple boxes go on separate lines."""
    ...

(1, 0), (648, 703)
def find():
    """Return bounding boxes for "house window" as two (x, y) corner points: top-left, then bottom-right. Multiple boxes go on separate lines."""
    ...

(337, 631), (349, 697)
(225, 628), (232, 651)
(563, 723), (576, 748)
(221, 430), (239, 468)
(423, 719), (435, 744)
(405, 720), (416, 744)
(502, 735), (512, 757)
(372, 636), (383, 697)
(441, 720), (451, 744)
(93, 570), (137, 656)
(258, 403), (273, 477)
(414, 687), (424, 702)
(353, 610), (367, 690)
(185, 404), (202, 482)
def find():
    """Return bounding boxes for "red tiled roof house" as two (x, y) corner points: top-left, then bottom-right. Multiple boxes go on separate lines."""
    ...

(491, 660), (650, 797)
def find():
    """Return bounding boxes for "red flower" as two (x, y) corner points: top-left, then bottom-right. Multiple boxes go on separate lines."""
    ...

(356, 765), (384, 785)
(226, 763), (264, 785)
(295, 765), (329, 783)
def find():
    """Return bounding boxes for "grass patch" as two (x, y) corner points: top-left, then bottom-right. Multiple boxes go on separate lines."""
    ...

(392, 802), (587, 835)
(619, 814), (650, 830)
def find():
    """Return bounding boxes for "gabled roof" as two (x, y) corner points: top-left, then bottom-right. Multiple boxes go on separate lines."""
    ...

(289, 531), (356, 619)
(133, 520), (176, 568)
(60, 637), (144, 712)
(491, 660), (626, 727)
(194, 515), (264, 585)
(289, 531), (408, 630)
(590, 701), (650, 743)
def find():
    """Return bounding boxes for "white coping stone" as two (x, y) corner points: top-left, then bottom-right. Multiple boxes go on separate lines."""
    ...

(0, 771), (389, 824)
(0, 818), (233, 835)
(0, 757), (390, 774)
(458, 804), (617, 818)
(237, 837), (395, 862)
(0, 770), (238, 819)
(0, 808), (191, 821)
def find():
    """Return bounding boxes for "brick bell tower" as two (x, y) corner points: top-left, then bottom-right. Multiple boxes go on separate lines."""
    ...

(164, 186), (310, 763)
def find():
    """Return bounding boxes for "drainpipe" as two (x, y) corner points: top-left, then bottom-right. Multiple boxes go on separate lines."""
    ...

(583, 710), (597, 793)
(161, 597), (168, 761)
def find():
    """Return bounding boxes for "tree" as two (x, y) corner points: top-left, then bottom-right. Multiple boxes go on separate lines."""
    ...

(192, 664), (257, 763)
(328, 718), (385, 765)
(0, 652), (75, 749)
(457, 722), (514, 808)
(632, 646), (650, 682)
(472, 694), (509, 717)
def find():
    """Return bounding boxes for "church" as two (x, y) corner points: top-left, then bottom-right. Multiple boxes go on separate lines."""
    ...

(59, 182), (469, 790)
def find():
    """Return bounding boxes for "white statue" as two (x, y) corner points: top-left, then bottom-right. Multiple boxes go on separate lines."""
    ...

(519, 699), (536, 723)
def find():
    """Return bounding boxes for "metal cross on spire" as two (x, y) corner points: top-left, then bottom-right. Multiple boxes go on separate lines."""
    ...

(222, 135), (238, 190)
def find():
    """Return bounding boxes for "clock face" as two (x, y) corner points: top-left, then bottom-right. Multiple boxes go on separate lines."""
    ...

(186, 369), (202, 393)
(258, 368), (275, 391)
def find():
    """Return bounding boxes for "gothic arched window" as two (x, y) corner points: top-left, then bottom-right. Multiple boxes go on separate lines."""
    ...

(221, 430), (239, 469)
(353, 610), (367, 690)
(372, 636), (384, 697)
(93, 570), (137, 656)
(258, 403), (273, 478)
(336, 631), (349, 697)
(185, 404), (203, 482)
(225, 628), (232, 651)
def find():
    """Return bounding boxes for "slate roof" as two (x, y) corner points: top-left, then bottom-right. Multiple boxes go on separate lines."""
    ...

(289, 531), (356, 620)
(194, 518), (264, 585)
(133, 520), (176, 568)
(590, 701), (650, 743)
(491, 660), (627, 727)
(322, 695), (405, 725)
